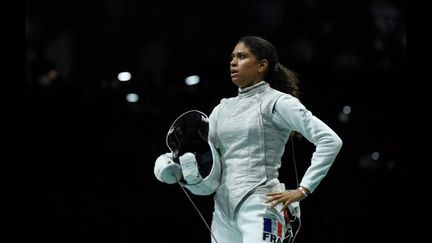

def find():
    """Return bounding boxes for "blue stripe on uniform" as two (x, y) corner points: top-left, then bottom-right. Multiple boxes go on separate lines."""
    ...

(263, 218), (272, 232)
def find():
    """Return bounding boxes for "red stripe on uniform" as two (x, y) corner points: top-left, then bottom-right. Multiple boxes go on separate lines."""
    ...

(277, 221), (282, 238)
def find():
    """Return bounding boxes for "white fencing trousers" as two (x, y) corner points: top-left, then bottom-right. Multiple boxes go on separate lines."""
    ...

(211, 192), (289, 243)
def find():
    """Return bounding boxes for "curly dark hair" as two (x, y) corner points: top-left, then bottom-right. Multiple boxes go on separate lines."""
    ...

(238, 36), (300, 98)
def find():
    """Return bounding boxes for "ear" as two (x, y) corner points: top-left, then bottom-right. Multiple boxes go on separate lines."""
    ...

(258, 59), (269, 74)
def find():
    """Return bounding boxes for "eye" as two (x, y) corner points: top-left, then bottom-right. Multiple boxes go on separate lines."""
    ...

(231, 52), (247, 60)
(237, 53), (246, 59)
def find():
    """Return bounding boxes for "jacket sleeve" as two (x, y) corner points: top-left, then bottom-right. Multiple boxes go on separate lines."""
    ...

(272, 94), (343, 193)
(208, 103), (221, 149)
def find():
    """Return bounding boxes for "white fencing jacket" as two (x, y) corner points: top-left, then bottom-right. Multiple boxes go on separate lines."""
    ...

(208, 81), (342, 220)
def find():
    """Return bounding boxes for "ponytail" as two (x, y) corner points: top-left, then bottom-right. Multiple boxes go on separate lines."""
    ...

(267, 63), (300, 98)
(238, 36), (300, 97)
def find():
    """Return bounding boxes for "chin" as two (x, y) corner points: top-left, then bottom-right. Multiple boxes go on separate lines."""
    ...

(231, 79), (242, 87)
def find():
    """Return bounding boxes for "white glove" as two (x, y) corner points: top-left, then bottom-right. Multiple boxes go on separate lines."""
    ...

(179, 152), (203, 185)
(154, 153), (183, 184)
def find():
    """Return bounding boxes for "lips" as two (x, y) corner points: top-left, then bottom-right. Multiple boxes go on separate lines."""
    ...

(230, 69), (239, 77)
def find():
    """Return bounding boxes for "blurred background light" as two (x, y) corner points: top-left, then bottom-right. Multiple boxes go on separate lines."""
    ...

(118, 72), (131, 82)
(185, 75), (200, 86)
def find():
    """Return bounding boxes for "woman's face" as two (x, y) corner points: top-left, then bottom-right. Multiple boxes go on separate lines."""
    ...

(230, 42), (267, 88)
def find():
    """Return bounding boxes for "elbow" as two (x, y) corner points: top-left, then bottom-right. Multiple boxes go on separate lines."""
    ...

(333, 134), (343, 151)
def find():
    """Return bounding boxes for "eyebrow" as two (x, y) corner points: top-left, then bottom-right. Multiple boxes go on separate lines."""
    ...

(231, 51), (248, 56)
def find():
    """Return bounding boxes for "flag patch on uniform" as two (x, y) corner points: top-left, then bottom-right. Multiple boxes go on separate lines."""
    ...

(263, 217), (283, 243)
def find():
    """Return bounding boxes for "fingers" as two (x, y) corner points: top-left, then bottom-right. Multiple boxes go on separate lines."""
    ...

(265, 193), (283, 200)
(265, 193), (282, 203)
(265, 192), (283, 202)
(268, 198), (293, 210)
(281, 202), (290, 212)
(266, 192), (282, 196)
(268, 200), (281, 208)
(266, 193), (286, 208)
(266, 191), (295, 210)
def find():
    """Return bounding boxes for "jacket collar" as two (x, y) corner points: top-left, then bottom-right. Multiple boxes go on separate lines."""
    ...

(238, 81), (269, 97)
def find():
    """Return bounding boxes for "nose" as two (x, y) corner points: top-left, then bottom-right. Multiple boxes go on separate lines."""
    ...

(230, 58), (237, 67)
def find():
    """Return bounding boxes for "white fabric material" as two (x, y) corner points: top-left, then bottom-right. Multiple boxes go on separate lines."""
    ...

(208, 81), (342, 220)
(209, 81), (288, 219)
(179, 152), (203, 185)
(154, 152), (182, 184)
(211, 183), (289, 243)
(183, 140), (222, 195)
(272, 94), (343, 192)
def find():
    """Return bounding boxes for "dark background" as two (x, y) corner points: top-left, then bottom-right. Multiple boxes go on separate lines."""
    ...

(27, 0), (407, 242)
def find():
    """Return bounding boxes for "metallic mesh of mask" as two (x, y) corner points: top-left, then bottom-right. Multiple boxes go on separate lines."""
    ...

(166, 110), (220, 186)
